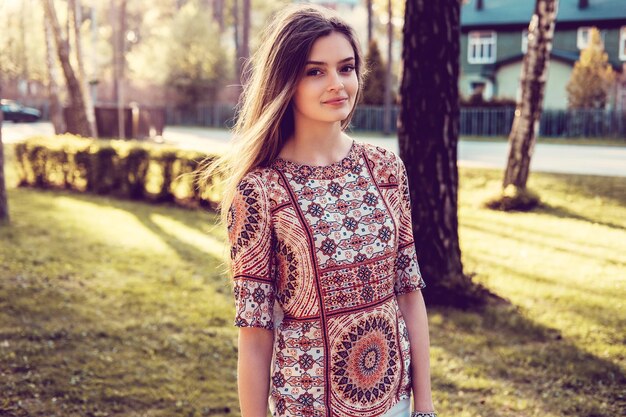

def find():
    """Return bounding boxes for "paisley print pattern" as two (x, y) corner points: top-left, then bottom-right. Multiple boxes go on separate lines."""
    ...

(228, 140), (426, 417)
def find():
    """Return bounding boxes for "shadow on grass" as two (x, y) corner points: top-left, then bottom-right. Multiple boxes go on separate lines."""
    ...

(537, 172), (626, 204)
(0, 276), (239, 417)
(535, 202), (626, 232)
(0, 188), (240, 417)
(462, 219), (626, 270)
(470, 255), (624, 340)
(430, 300), (626, 417)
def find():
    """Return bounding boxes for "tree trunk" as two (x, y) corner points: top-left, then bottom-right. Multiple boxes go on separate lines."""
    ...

(233, 0), (240, 84)
(503, 0), (559, 189)
(44, 15), (66, 134)
(0, 81), (9, 224)
(116, 0), (127, 139)
(70, 0), (97, 138)
(399, 0), (478, 306)
(383, 0), (393, 135)
(212, 0), (224, 33)
(240, 0), (250, 86)
(366, 0), (373, 46)
(42, 0), (92, 137)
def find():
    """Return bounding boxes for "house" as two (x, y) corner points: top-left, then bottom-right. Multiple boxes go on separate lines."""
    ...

(460, 0), (626, 109)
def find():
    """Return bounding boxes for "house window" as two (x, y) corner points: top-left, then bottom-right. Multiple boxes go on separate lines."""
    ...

(619, 26), (626, 61)
(522, 29), (528, 53)
(577, 26), (606, 50)
(468, 31), (497, 64)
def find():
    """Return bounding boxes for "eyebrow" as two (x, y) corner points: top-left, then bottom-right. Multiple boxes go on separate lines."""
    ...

(305, 57), (355, 66)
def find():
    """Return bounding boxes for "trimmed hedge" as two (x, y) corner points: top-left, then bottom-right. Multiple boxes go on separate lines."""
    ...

(14, 134), (221, 209)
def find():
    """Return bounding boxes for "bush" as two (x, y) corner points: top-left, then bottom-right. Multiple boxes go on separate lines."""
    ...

(14, 134), (221, 209)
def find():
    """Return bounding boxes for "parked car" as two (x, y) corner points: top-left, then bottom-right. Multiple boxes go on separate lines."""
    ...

(0, 99), (41, 123)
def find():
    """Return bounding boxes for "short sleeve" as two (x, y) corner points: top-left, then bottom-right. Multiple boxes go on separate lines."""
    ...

(394, 156), (426, 295)
(227, 174), (275, 329)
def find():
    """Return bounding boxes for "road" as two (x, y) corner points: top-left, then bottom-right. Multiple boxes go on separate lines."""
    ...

(3, 122), (626, 177)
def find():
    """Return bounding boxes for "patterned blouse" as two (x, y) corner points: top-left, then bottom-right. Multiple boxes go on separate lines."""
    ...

(227, 139), (426, 417)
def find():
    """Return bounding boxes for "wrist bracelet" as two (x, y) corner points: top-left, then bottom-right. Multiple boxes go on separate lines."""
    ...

(411, 412), (437, 417)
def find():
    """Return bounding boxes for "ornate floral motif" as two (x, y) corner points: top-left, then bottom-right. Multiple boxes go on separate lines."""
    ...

(332, 315), (398, 404)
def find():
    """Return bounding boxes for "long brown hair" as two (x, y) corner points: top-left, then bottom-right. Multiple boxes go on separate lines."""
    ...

(196, 3), (367, 229)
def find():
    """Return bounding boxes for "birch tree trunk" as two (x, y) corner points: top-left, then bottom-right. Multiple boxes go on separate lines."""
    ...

(212, 0), (224, 33)
(383, 0), (393, 135)
(399, 0), (481, 306)
(41, 0), (92, 137)
(233, 0), (240, 84)
(70, 0), (97, 137)
(115, 0), (127, 139)
(240, 0), (250, 86)
(503, 0), (559, 191)
(0, 82), (9, 224)
(366, 0), (373, 46)
(44, 16), (66, 134)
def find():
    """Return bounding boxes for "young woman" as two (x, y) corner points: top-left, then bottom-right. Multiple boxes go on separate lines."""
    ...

(200, 4), (437, 417)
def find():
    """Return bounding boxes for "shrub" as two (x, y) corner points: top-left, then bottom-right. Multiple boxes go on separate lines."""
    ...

(14, 134), (221, 210)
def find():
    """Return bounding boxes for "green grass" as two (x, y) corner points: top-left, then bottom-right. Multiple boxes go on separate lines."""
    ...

(1, 143), (625, 417)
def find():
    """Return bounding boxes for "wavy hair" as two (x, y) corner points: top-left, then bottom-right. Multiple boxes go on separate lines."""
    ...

(195, 3), (367, 231)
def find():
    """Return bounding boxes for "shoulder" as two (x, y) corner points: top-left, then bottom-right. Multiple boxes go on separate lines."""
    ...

(357, 140), (403, 185)
(236, 165), (279, 193)
(234, 166), (286, 211)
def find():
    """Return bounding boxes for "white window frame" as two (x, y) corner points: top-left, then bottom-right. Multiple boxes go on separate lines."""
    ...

(522, 29), (528, 53)
(468, 31), (497, 64)
(577, 26), (607, 50)
(620, 26), (626, 61)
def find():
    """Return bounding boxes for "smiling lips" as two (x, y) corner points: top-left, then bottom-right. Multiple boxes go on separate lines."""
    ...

(323, 97), (348, 105)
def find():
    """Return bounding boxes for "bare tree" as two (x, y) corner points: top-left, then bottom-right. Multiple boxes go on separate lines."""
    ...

(501, 0), (559, 205)
(111, 0), (128, 139)
(212, 0), (225, 33)
(383, 0), (393, 135)
(0, 81), (8, 224)
(233, 0), (240, 83)
(44, 15), (66, 134)
(399, 0), (484, 306)
(366, 0), (373, 45)
(41, 0), (92, 137)
(69, 0), (97, 137)
(240, 0), (251, 85)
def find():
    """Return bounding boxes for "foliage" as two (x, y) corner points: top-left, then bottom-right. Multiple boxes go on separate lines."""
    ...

(166, 2), (230, 107)
(361, 40), (387, 105)
(566, 27), (616, 109)
(0, 0), (47, 84)
(13, 135), (222, 208)
(1, 141), (625, 416)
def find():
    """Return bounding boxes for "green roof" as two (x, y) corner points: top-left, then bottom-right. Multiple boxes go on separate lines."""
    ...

(462, 0), (626, 27)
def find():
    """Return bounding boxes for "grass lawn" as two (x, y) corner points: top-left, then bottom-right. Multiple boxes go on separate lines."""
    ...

(1, 143), (625, 417)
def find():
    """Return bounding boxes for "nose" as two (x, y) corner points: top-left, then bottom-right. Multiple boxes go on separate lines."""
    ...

(327, 70), (345, 92)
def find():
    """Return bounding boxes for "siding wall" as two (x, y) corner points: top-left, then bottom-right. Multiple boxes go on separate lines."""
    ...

(459, 25), (626, 108)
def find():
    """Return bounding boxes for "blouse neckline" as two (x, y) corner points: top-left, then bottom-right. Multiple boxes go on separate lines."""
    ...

(271, 139), (361, 180)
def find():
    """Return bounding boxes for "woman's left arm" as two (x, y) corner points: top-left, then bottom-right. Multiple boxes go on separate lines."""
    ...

(396, 289), (435, 413)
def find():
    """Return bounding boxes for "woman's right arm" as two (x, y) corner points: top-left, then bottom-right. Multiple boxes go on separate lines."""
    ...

(238, 327), (274, 417)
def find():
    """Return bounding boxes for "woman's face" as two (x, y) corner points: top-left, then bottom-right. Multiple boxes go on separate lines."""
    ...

(292, 31), (358, 125)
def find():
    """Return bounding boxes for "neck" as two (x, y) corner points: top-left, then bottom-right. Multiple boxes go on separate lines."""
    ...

(281, 118), (351, 166)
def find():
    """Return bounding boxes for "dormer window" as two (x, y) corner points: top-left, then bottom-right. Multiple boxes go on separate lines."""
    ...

(577, 26), (606, 49)
(468, 30), (497, 64)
